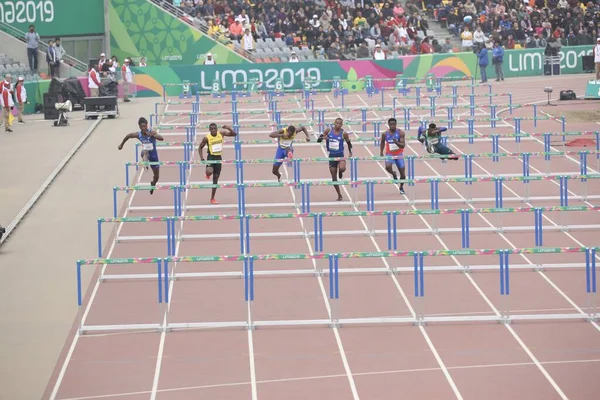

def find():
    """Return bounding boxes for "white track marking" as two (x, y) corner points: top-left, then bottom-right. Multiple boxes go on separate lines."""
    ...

(284, 96), (361, 400)
(455, 97), (600, 333)
(149, 125), (188, 399)
(49, 140), (149, 399)
(327, 94), (463, 400)
(55, 357), (600, 400)
(386, 94), (571, 399)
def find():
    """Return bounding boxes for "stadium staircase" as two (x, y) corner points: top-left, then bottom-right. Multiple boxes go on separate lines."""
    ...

(427, 16), (462, 51)
(149, 0), (255, 63)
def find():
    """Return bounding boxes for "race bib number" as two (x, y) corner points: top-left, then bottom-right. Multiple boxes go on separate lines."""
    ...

(329, 140), (340, 151)
(142, 143), (154, 151)
(281, 139), (293, 147)
(388, 142), (399, 151)
(211, 142), (223, 153)
(429, 137), (440, 145)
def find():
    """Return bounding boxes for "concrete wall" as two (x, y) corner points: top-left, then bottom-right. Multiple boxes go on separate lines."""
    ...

(0, 31), (82, 79)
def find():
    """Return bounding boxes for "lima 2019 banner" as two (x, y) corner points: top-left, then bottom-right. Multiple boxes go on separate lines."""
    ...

(129, 45), (594, 97)
(109, 0), (248, 66)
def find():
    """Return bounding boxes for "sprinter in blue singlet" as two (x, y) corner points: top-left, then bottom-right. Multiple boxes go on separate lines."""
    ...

(318, 117), (353, 201)
(118, 117), (165, 194)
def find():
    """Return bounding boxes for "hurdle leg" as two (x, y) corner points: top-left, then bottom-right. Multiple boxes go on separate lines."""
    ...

(412, 252), (425, 324)
(160, 259), (168, 330)
(585, 248), (597, 320)
(499, 250), (511, 322)
(328, 254), (339, 325)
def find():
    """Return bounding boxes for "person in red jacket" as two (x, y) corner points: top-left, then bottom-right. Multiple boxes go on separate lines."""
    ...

(14, 77), (26, 123)
(0, 74), (14, 132)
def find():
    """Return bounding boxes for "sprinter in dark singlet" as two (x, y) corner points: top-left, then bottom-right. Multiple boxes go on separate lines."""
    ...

(417, 123), (459, 160)
(118, 117), (164, 194)
(317, 117), (352, 201)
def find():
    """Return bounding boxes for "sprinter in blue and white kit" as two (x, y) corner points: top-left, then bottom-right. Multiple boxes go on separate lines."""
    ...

(318, 117), (353, 201)
(118, 117), (164, 194)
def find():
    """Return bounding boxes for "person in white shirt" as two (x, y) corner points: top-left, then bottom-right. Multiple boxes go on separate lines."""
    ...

(121, 58), (133, 102)
(204, 53), (216, 65)
(289, 51), (299, 62)
(473, 27), (486, 48)
(98, 53), (106, 71)
(88, 64), (101, 97)
(242, 29), (254, 51)
(460, 27), (473, 51)
(373, 44), (386, 60)
(595, 37), (600, 81)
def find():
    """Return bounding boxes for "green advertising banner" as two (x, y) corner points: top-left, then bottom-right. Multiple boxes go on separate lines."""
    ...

(0, 0), (105, 37)
(109, 0), (248, 67)
(127, 45), (594, 98)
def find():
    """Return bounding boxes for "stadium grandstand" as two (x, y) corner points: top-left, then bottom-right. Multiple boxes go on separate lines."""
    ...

(158, 0), (599, 60)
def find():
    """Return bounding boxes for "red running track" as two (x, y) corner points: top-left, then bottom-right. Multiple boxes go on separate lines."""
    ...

(45, 86), (600, 400)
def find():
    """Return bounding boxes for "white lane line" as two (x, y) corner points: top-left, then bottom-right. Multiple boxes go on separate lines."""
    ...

(54, 357), (600, 400)
(49, 131), (151, 399)
(391, 94), (569, 399)
(149, 105), (196, 399)
(287, 95), (361, 400)
(457, 98), (600, 334)
(334, 94), (463, 400)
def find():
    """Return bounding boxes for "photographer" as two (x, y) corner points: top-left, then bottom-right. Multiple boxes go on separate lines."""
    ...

(476, 44), (489, 83)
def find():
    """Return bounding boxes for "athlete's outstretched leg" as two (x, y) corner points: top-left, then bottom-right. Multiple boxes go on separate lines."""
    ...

(330, 164), (342, 201)
(141, 150), (149, 170)
(150, 166), (160, 195)
(435, 143), (459, 161)
(272, 164), (282, 182)
(211, 172), (219, 202)
(385, 161), (398, 181)
(338, 160), (346, 179)
(396, 159), (406, 194)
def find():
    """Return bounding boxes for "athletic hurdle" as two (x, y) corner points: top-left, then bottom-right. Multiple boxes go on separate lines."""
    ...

(126, 150), (600, 190)
(75, 257), (164, 333)
(75, 246), (598, 333)
(154, 115), (558, 135)
(97, 206), (600, 259)
(137, 130), (599, 168)
(113, 173), (600, 217)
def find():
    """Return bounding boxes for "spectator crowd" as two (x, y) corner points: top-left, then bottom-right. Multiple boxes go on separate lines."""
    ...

(166, 0), (598, 59)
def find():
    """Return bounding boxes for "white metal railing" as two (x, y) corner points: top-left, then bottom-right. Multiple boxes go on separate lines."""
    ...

(149, 0), (255, 62)
(0, 20), (88, 75)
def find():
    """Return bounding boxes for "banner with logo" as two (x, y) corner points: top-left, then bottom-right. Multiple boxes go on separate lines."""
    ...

(109, 0), (248, 67)
(128, 45), (593, 97)
(0, 0), (104, 37)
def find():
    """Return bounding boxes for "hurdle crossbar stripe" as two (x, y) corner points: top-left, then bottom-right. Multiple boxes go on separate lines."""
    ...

(126, 150), (600, 169)
(113, 173), (600, 192)
(76, 246), (596, 265)
(154, 103), (534, 116)
(98, 205), (600, 224)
